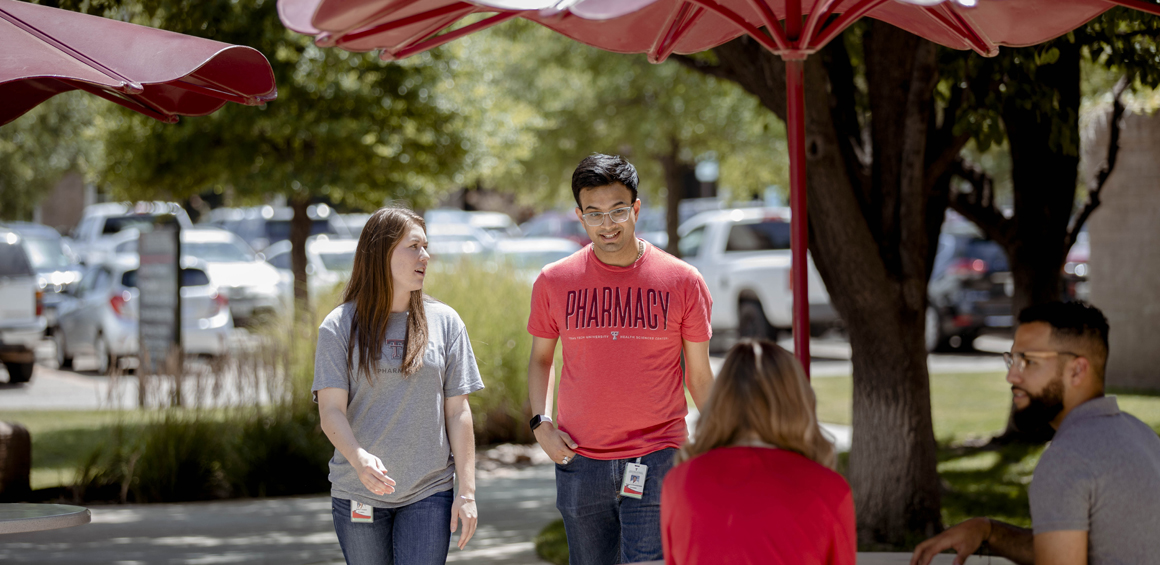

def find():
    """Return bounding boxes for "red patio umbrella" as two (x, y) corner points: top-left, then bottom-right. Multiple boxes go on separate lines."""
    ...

(1, 0), (278, 127)
(279, 0), (1160, 375)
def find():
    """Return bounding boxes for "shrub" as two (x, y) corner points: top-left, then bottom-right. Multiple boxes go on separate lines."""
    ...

(425, 258), (538, 444)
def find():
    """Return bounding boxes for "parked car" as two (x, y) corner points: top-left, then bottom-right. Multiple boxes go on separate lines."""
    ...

(926, 220), (1013, 351)
(264, 236), (358, 299)
(207, 204), (350, 252)
(494, 237), (581, 284)
(677, 207), (837, 340)
(180, 228), (288, 327)
(0, 228), (46, 383)
(1063, 227), (1089, 302)
(89, 227), (288, 327)
(467, 211), (522, 239)
(71, 202), (193, 264)
(338, 213), (373, 239)
(54, 256), (234, 374)
(426, 222), (496, 261)
(3, 222), (83, 334)
(518, 211), (588, 246)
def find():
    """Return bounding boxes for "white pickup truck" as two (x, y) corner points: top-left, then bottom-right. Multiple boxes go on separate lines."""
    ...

(677, 207), (838, 339)
(0, 227), (46, 383)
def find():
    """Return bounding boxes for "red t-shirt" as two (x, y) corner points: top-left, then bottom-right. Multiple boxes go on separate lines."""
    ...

(661, 447), (856, 565)
(527, 243), (712, 460)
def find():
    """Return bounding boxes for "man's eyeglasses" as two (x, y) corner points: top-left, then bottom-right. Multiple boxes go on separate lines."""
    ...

(1003, 350), (1080, 373)
(581, 206), (633, 227)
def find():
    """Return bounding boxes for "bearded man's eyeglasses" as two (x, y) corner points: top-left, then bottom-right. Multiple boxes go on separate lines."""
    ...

(581, 206), (633, 226)
(1003, 351), (1080, 373)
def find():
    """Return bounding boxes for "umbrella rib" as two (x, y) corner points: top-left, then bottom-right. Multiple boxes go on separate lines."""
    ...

(329, 0), (428, 41)
(1104, 0), (1160, 15)
(810, 0), (890, 51)
(0, 6), (144, 94)
(741, 0), (790, 51)
(923, 5), (992, 56)
(341, 2), (477, 44)
(801, 0), (841, 49)
(168, 80), (270, 106)
(390, 11), (520, 60)
(649, 3), (701, 63)
(64, 79), (178, 123)
(685, 0), (782, 54)
(938, 4), (994, 56)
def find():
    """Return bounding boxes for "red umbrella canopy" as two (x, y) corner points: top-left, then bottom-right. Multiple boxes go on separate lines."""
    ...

(279, 0), (1160, 62)
(0, 0), (278, 126)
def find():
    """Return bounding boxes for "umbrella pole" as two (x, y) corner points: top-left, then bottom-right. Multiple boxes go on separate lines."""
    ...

(786, 58), (810, 378)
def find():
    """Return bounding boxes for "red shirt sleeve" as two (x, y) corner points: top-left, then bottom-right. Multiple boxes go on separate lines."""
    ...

(680, 271), (713, 342)
(527, 272), (559, 339)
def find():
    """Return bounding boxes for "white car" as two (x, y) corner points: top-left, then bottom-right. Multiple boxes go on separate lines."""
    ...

(179, 228), (289, 327)
(678, 207), (837, 339)
(494, 237), (581, 284)
(54, 256), (233, 374)
(72, 202), (193, 265)
(96, 228), (288, 327)
(264, 236), (358, 300)
(468, 211), (522, 239)
(426, 222), (496, 260)
(0, 228), (46, 383)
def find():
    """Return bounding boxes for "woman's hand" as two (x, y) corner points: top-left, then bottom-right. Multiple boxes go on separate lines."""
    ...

(354, 448), (396, 496)
(450, 494), (478, 549)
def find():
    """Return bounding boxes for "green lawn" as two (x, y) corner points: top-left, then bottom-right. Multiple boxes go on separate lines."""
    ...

(812, 371), (1160, 441)
(4, 409), (233, 491)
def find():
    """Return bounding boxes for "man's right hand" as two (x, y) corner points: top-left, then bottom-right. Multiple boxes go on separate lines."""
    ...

(534, 423), (578, 465)
(911, 517), (991, 565)
(354, 448), (397, 496)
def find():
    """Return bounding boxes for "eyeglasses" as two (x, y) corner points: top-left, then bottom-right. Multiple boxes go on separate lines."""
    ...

(1003, 350), (1080, 373)
(580, 206), (633, 227)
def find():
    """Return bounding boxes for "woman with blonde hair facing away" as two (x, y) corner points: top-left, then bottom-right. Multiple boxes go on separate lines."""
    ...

(661, 339), (855, 564)
(313, 207), (484, 564)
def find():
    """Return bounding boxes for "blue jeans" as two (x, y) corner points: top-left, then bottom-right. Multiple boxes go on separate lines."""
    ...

(331, 490), (453, 565)
(555, 447), (677, 565)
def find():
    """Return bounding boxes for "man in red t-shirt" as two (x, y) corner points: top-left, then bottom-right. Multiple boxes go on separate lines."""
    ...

(526, 154), (714, 565)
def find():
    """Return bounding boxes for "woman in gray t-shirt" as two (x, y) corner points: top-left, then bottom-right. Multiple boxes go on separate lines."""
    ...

(312, 207), (484, 564)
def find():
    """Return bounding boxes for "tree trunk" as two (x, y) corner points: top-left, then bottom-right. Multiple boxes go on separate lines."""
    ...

(687, 25), (947, 544)
(657, 141), (688, 256)
(289, 195), (311, 319)
(1002, 41), (1081, 315)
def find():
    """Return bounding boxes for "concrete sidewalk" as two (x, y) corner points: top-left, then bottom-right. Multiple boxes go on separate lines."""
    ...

(0, 465), (560, 565)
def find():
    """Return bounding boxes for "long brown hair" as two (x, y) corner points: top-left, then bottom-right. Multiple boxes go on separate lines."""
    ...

(678, 339), (836, 469)
(342, 207), (428, 381)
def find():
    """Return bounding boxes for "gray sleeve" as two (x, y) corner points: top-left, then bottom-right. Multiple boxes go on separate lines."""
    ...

(312, 313), (351, 401)
(1030, 446), (1094, 534)
(443, 321), (484, 397)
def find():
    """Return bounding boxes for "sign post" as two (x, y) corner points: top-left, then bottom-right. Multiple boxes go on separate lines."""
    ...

(137, 225), (181, 406)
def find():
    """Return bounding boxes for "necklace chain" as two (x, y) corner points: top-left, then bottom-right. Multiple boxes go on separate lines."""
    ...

(635, 239), (644, 262)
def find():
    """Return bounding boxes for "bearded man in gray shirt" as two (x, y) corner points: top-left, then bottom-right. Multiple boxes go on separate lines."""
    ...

(912, 301), (1160, 565)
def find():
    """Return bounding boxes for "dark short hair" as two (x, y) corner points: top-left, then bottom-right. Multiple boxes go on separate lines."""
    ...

(1018, 301), (1109, 377)
(571, 154), (639, 208)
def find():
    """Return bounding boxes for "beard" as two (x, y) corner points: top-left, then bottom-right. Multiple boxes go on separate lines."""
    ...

(1011, 370), (1065, 439)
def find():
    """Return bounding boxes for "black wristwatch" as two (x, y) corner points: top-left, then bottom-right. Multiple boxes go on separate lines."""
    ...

(529, 414), (553, 432)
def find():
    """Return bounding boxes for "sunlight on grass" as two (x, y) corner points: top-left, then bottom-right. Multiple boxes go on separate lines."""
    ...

(813, 371), (1160, 442)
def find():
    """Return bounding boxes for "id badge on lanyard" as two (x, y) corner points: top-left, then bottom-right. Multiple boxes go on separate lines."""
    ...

(620, 457), (647, 499)
(351, 500), (374, 523)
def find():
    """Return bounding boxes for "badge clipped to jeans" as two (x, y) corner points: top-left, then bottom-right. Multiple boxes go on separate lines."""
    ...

(351, 500), (374, 523)
(619, 458), (648, 499)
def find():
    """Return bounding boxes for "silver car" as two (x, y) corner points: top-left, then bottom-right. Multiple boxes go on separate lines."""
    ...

(54, 256), (234, 374)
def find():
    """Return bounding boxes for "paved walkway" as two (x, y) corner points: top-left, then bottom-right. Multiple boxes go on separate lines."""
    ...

(0, 465), (561, 565)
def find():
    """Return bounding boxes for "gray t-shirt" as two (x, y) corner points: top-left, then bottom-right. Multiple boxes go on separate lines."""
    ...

(312, 299), (484, 508)
(1030, 396), (1160, 564)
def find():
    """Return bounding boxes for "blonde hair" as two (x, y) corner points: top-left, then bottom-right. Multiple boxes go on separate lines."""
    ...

(677, 339), (836, 469)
